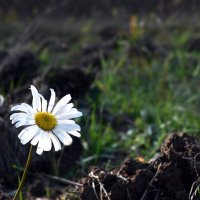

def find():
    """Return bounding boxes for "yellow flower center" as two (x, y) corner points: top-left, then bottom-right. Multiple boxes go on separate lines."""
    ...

(35, 112), (57, 131)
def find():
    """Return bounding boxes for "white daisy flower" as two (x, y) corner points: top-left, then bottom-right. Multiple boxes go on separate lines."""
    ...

(10, 85), (82, 155)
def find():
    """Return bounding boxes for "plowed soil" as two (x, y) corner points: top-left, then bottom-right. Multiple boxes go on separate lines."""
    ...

(80, 133), (200, 200)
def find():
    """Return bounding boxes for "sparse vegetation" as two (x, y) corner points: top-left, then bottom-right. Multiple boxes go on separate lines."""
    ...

(1, 2), (200, 199)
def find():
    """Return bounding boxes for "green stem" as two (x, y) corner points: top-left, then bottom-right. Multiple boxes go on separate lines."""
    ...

(13, 145), (33, 200)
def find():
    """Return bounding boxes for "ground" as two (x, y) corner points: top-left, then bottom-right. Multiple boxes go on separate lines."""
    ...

(0, 2), (200, 199)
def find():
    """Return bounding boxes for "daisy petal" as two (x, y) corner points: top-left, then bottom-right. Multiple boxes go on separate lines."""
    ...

(66, 103), (74, 110)
(57, 119), (75, 124)
(39, 131), (52, 151)
(52, 94), (71, 115)
(20, 126), (40, 145)
(18, 125), (37, 139)
(10, 112), (31, 121)
(38, 130), (52, 151)
(40, 95), (47, 112)
(31, 130), (42, 146)
(56, 123), (81, 132)
(36, 146), (44, 155)
(30, 85), (41, 111)
(12, 116), (31, 124)
(11, 104), (32, 115)
(18, 126), (33, 139)
(68, 130), (81, 138)
(21, 103), (36, 115)
(54, 103), (74, 116)
(48, 89), (56, 113)
(15, 119), (35, 128)
(57, 111), (82, 120)
(36, 132), (45, 154)
(53, 130), (72, 145)
(49, 132), (61, 151)
(57, 108), (79, 116)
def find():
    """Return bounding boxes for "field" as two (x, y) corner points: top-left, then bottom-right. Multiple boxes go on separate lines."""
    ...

(1, 2), (200, 199)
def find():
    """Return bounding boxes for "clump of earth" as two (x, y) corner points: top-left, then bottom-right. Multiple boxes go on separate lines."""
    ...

(80, 133), (200, 200)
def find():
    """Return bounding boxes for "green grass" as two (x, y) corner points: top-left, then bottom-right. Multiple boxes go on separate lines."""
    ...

(81, 27), (200, 166)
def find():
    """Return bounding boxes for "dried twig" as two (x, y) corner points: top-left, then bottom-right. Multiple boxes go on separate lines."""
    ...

(193, 153), (200, 177)
(116, 165), (132, 200)
(140, 163), (162, 200)
(182, 154), (200, 179)
(126, 186), (132, 200)
(89, 171), (111, 200)
(40, 173), (83, 187)
(92, 179), (100, 200)
(189, 178), (200, 200)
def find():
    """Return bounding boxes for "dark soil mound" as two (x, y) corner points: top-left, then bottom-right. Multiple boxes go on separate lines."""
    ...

(80, 133), (200, 200)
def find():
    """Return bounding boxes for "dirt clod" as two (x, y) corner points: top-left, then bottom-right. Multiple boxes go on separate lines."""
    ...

(80, 133), (200, 199)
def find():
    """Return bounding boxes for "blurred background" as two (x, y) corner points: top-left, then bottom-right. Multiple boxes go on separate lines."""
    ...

(1, 0), (200, 199)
